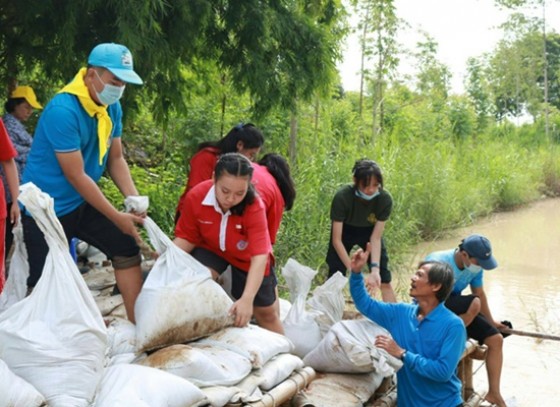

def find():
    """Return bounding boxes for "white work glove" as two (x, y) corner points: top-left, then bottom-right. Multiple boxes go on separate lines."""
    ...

(124, 195), (149, 214)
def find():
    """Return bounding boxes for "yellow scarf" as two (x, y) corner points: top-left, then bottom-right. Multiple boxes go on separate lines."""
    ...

(59, 68), (113, 165)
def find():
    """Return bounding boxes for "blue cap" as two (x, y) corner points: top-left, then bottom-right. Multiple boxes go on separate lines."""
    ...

(88, 43), (143, 85)
(461, 234), (498, 270)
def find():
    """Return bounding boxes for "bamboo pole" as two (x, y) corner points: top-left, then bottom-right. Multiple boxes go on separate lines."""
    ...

(501, 328), (560, 341)
(243, 367), (316, 407)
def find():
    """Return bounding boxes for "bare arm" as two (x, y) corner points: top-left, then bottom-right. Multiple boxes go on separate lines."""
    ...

(365, 220), (386, 290)
(332, 221), (351, 272)
(1, 159), (20, 225)
(106, 138), (139, 197)
(173, 236), (196, 253)
(56, 150), (142, 240)
(230, 254), (268, 327)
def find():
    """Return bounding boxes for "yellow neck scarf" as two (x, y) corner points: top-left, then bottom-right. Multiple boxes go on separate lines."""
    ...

(59, 68), (113, 165)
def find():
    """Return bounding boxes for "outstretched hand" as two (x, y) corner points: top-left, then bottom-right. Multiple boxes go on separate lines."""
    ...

(350, 242), (371, 273)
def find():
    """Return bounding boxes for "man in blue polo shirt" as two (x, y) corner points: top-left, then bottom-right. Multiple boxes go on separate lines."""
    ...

(22, 43), (145, 322)
(350, 243), (465, 407)
(426, 234), (507, 407)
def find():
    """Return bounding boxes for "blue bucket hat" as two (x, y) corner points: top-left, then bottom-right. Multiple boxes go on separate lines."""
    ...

(461, 234), (498, 270)
(88, 43), (143, 85)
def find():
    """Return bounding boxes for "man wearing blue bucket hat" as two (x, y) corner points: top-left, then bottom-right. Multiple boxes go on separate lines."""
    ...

(426, 234), (508, 407)
(22, 43), (146, 323)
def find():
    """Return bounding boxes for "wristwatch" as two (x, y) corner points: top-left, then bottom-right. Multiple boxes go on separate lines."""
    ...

(400, 349), (407, 360)
(369, 262), (379, 269)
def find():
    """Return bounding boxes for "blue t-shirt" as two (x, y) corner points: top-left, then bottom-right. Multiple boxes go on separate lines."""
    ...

(350, 272), (465, 407)
(426, 249), (483, 294)
(22, 93), (122, 216)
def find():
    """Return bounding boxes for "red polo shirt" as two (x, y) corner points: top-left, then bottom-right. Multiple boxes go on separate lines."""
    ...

(251, 163), (285, 245)
(0, 118), (17, 219)
(176, 146), (221, 216)
(175, 179), (273, 275)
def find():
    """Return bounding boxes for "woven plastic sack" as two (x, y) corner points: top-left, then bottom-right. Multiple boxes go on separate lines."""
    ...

(135, 217), (234, 351)
(0, 221), (28, 313)
(0, 358), (45, 407)
(0, 183), (107, 406)
(281, 258), (322, 358)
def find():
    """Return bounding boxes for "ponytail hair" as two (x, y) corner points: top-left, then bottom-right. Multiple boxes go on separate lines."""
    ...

(198, 123), (264, 154)
(214, 152), (256, 215)
(258, 153), (296, 210)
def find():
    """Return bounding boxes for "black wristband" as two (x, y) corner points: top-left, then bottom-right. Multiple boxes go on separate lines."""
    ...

(369, 262), (379, 269)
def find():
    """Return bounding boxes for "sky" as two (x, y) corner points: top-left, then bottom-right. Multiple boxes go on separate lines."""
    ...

(338, 0), (560, 94)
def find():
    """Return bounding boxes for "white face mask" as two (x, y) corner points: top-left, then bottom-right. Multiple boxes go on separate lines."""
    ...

(464, 257), (482, 273)
(94, 70), (125, 105)
(355, 189), (380, 201)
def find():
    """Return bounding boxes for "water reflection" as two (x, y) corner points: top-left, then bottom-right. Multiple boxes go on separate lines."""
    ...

(411, 198), (560, 405)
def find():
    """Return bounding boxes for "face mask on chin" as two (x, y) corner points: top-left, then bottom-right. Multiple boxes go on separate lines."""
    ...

(355, 189), (380, 201)
(94, 70), (125, 105)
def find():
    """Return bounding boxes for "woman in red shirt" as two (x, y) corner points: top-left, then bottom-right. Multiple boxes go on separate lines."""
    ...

(0, 118), (20, 293)
(174, 153), (283, 334)
(252, 153), (296, 245)
(175, 123), (264, 221)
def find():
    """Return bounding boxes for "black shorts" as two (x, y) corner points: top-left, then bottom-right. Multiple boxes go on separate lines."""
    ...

(191, 247), (277, 307)
(326, 224), (391, 282)
(445, 294), (499, 344)
(23, 202), (139, 287)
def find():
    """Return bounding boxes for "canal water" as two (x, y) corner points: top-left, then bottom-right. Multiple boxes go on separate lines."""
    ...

(412, 198), (560, 406)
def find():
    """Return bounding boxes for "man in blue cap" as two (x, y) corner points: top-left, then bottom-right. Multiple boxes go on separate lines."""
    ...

(22, 43), (145, 323)
(426, 234), (507, 407)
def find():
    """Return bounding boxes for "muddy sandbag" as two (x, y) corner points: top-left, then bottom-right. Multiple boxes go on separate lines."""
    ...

(93, 364), (207, 407)
(299, 372), (384, 407)
(200, 386), (239, 407)
(196, 324), (294, 368)
(95, 294), (124, 316)
(82, 267), (115, 291)
(303, 319), (402, 375)
(135, 217), (234, 352)
(106, 317), (142, 366)
(0, 358), (46, 407)
(138, 343), (252, 387)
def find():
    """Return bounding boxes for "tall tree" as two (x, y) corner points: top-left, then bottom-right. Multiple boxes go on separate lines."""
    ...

(0, 0), (344, 124)
(352, 0), (400, 143)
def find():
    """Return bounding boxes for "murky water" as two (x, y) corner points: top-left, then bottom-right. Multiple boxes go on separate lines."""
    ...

(412, 198), (560, 406)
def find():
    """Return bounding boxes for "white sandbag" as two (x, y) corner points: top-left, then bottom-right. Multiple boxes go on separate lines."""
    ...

(279, 297), (292, 321)
(200, 386), (240, 407)
(135, 217), (234, 351)
(0, 221), (28, 313)
(299, 371), (385, 407)
(0, 358), (46, 407)
(303, 319), (402, 375)
(228, 374), (265, 404)
(307, 271), (347, 336)
(257, 353), (305, 390)
(93, 364), (207, 407)
(106, 317), (137, 355)
(197, 324), (294, 368)
(281, 258), (322, 358)
(138, 343), (252, 387)
(95, 294), (124, 316)
(0, 183), (107, 407)
(83, 266), (116, 290)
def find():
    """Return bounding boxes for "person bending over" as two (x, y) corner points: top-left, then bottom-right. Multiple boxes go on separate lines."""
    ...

(174, 153), (283, 334)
